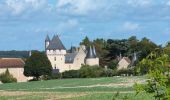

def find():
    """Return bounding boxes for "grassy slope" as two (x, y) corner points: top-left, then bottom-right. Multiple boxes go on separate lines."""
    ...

(0, 76), (152, 100)
(0, 76), (144, 92)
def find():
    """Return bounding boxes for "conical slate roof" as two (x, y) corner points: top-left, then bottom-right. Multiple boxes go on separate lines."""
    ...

(45, 35), (50, 42)
(86, 46), (96, 58)
(92, 46), (97, 57)
(46, 35), (66, 50)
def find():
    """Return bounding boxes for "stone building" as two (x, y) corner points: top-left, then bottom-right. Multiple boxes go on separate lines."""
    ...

(0, 58), (28, 82)
(45, 35), (99, 72)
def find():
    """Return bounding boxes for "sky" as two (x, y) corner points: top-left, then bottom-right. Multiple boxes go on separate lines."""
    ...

(0, 0), (170, 50)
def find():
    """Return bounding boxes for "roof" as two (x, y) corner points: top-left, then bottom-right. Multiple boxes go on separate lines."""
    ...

(46, 35), (66, 50)
(0, 58), (25, 68)
(123, 57), (131, 63)
(45, 35), (50, 42)
(86, 46), (96, 58)
(65, 53), (77, 63)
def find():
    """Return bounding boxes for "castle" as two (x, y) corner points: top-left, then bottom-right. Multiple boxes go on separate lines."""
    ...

(45, 35), (99, 72)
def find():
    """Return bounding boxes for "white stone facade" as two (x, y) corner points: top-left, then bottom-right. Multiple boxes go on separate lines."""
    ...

(45, 35), (99, 73)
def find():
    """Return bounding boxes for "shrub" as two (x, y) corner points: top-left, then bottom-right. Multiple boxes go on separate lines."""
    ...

(103, 68), (114, 77)
(0, 69), (17, 83)
(107, 60), (118, 70)
(62, 70), (80, 78)
(116, 68), (134, 76)
(79, 65), (105, 78)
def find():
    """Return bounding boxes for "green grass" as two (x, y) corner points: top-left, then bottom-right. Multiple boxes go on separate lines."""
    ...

(0, 76), (149, 100)
(0, 76), (145, 92)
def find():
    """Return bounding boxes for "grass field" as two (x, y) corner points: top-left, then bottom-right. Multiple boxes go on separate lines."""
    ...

(0, 76), (153, 100)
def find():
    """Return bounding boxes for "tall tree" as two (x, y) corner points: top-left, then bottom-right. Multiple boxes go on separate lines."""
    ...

(137, 37), (159, 60)
(80, 36), (91, 47)
(24, 51), (52, 80)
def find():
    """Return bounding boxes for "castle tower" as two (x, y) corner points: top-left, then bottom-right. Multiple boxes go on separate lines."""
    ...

(45, 35), (50, 50)
(45, 35), (66, 72)
(85, 46), (99, 66)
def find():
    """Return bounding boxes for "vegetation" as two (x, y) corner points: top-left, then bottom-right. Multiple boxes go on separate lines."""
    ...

(0, 50), (30, 58)
(0, 69), (17, 83)
(61, 65), (115, 78)
(62, 70), (80, 78)
(0, 76), (148, 100)
(79, 36), (159, 68)
(135, 49), (170, 100)
(24, 51), (52, 80)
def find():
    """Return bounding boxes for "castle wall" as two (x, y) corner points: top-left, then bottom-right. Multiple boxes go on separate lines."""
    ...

(46, 50), (67, 72)
(0, 68), (29, 82)
(85, 58), (99, 66)
(117, 59), (130, 70)
(73, 47), (86, 69)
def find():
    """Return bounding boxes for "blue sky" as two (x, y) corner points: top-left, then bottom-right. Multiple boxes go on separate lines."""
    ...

(0, 0), (170, 50)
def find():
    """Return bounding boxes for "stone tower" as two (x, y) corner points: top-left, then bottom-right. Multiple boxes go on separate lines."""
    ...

(85, 46), (99, 66)
(45, 35), (66, 72)
(45, 35), (50, 50)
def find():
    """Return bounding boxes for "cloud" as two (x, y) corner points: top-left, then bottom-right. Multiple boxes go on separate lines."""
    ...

(123, 22), (140, 31)
(0, 0), (49, 16)
(56, 0), (107, 16)
(127, 0), (152, 7)
(166, 0), (170, 6)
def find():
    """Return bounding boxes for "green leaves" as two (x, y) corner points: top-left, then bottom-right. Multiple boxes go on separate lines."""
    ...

(135, 50), (170, 100)
(24, 51), (52, 80)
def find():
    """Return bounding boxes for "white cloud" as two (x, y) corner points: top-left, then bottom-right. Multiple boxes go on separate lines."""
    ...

(123, 22), (140, 31)
(166, 0), (170, 6)
(57, 19), (79, 32)
(2, 0), (48, 16)
(56, 0), (106, 16)
(127, 0), (152, 7)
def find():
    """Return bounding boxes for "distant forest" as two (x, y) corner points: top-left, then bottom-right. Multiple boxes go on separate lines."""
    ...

(0, 51), (30, 58)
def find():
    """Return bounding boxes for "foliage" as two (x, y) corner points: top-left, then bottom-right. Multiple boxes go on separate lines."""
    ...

(41, 73), (62, 80)
(80, 36), (91, 47)
(0, 69), (17, 83)
(0, 50), (30, 58)
(107, 60), (118, 70)
(24, 51), (52, 80)
(134, 50), (170, 100)
(62, 70), (80, 78)
(79, 65), (105, 78)
(91, 36), (158, 68)
(116, 68), (134, 76)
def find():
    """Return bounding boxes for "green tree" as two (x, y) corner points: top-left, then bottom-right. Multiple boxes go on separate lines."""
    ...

(24, 51), (52, 80)
(80, 36), (91, 47)
(0, 69), (17, 83)
(137, 37), (159, 61)
(164, 42), (170, 56)
(135, 50), (170, 100)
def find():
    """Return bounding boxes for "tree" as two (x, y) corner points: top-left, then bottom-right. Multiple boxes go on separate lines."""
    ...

(137, 37), (159, 61)
(80, 36), (91, 47)
(0, 69), (17, 83)
(135, 50), (170, 100)
(24, 51), (52, 80)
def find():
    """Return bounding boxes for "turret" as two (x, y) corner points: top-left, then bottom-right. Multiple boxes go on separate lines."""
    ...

(85, 46), (99, 66)
(45, 35), (50, 50)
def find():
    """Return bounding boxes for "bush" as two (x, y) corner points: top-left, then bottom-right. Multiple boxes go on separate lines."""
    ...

(0, 69), (17, 83)
(79, 65), (105, 78)
(107, 60), (118, 70)
(116, 68), (134, 76)
(62, 70), (80, 78)
(103, 68), (115, 77)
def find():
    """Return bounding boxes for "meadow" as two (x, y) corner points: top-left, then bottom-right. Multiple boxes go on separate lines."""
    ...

(0, 76), (154, 100)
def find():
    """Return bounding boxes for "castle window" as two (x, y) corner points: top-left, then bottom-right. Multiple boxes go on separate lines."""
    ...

(54, 64), (56, 67)
(61, 58), (62, 60)
(54, 57), (56, 61)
